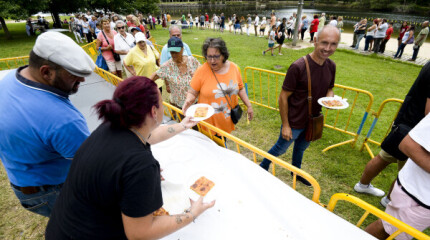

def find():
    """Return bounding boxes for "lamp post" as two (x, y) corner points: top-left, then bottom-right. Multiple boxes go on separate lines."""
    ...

(292, 0), (304, 47)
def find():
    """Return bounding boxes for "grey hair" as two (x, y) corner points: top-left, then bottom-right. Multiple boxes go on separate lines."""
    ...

(315, 25), (340, 42)
(169, 25), (182, 34)
(115, 20), (125, 27)
(202, 37), (229, 63)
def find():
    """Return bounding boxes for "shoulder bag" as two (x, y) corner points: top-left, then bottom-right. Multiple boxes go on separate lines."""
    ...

(102, 31), (121, 62)
(380, 123), (411, 161)
(211, 68), (243, 124)
(303, 56), (324, 142)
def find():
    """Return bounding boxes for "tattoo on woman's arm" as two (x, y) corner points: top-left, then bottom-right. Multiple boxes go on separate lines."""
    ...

(175, 215), (183, 224)
(168, 127), (175, 133)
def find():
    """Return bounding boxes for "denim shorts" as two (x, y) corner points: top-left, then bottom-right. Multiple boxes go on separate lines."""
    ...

(268, 43), (275, 48)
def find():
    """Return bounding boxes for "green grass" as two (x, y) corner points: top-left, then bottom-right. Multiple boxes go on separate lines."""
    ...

(0, 23), (428, 238)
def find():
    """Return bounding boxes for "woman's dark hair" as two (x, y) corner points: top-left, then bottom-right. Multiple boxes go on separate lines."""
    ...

(314, 14), (318, 19)
(408, 24), (415, 32)
(202, 37), (229, 63)
(94, 76), (160, 129)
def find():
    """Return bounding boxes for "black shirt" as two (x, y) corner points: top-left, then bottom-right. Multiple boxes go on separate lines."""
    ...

(395, 62), (430, 127)
(46, 122), (162, 240)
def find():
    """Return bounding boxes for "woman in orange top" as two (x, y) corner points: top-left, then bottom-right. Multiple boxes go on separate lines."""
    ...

(182, 38), (254, 134)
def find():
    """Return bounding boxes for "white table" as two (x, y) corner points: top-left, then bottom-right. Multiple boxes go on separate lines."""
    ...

(151, 130), (376, 240)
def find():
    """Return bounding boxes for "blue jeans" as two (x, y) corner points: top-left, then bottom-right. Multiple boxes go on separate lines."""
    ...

(364, 35), (373, 51)
(260, 127), (310, 170)
(394, 43), (406, 58)
(412, 45), (420, 60)
(355, 33), (365, 49)
(11, 183), (63, 217)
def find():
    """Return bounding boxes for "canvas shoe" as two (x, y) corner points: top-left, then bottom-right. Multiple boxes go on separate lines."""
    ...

(380, 195), (390, 208)
(262, 51), (265, 56)
(354, 182), (385, 197)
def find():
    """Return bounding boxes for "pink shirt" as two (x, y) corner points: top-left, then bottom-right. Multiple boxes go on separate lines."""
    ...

(98, 30), (118, 62)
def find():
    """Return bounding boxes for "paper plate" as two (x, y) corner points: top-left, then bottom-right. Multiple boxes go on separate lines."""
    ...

(187, 173), (218, 203)
(318, 97), (349, 110)
(185, 103), (215, 121)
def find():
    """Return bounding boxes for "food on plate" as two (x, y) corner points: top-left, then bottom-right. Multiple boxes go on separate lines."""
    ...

(322, 99), (343, 107)
(190, 176), (215, 196)
(153, 207), (169, 216)
(194, 106), (208, 118)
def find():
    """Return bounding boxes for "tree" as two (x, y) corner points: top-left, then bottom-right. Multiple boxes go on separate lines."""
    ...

(87, 0), (160, 14)
(0, 0), (49, 39)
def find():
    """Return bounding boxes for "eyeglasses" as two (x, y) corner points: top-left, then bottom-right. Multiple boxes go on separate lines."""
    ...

(206, 55), (221, 60)
(117, 26), (125, 29)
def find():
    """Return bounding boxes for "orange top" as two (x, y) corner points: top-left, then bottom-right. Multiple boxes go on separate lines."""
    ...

(190, 62), (244, 133)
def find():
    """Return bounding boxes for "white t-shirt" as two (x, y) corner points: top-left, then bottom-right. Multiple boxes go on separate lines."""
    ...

(375, 22), (388, 39)
(398, 113), (430, 207)
(329, 20), (337, 27)
(260, 20), (267, 28)
(254, 16), (260, 26)
(269, 30), (275, 44)
(114, 32), (136, 62)
(110, 21), (115, 30)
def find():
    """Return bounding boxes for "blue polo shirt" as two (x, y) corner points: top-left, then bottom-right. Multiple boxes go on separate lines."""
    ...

(0, 66), (90, 187)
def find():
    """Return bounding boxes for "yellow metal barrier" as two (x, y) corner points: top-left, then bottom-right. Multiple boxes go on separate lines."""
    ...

(243, 67), (374, 153)
(91, 66), (322, 204)
(81, 41), (98, 62)
(0, 56), (29, 70)
(360, 99), (404, 159)
(327, 193), (430, 240)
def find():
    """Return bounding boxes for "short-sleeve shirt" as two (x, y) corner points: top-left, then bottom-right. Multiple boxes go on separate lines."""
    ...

(395, 62), (430, 127)
(190, 62), (244, 133)
(398, 113), (430, 208)
(269, 30), (276, 44)
(375, 22), (388, 38)
(282, 54), (336, 129)
(46, 122), (162, 239)
(0, 67), (89, 187)
(310, 19), (319, 33)
(385, 27), (393, 40)
(156, 56), (200, 107)
(416, 27), (429, 46)
(318, 16), (326, 29)
(97, 30), (118, 62)
(302, 19), (309, 29)
(124, 45), (159, 78)
(114, 32), (135, 62)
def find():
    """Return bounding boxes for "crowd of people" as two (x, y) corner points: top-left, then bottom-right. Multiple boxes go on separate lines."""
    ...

(1, 9), (430, 240)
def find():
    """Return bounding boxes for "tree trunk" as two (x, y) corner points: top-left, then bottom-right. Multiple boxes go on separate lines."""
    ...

(51, 12), (62, 28)
(0, 17), (12, 40)
(292, 0), (304, 46)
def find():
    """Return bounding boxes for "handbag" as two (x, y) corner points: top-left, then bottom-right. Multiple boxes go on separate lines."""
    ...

(102, 31), (121, 62)
(303, 56), (324, 142)
(95, 48), (109, 71)
(380, 123), (411, 161)
(406, 35), (414, 44)
(211, 68), (243, 124)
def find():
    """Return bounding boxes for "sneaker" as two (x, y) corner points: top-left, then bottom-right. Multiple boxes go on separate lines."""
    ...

(278, 53), (283, 55)
(380, 195), (390, 208)
(271, 53), (274, 56)
(262, 51), (265, 56)
(291, 172), (311, 187)
(354, 182), (385, 197)
(407, 58), (415, 61)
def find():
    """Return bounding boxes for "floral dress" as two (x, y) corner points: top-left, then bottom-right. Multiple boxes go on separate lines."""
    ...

(190, 62), (243, 133)
(156, 56), (200, 107)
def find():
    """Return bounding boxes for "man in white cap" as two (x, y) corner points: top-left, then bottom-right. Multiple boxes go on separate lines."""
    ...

(0, 32), (95, 217)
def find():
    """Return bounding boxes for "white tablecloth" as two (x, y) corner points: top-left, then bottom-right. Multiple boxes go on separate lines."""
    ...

(151, 130), (376, 240)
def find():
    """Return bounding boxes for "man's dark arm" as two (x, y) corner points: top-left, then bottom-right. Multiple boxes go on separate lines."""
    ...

(399, 135), (430, 173)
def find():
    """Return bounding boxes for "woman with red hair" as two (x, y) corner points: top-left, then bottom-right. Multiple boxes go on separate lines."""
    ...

(46, 77), (214, 240)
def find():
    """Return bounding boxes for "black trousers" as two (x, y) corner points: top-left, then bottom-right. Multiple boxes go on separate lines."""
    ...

(379, 39), (389, 53)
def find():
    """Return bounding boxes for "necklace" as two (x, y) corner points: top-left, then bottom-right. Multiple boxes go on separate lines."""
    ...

(130, 128), (150, 144)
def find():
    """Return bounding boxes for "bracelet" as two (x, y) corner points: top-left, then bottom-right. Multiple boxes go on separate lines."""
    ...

(180, 122), (187, 130)
(185, 209), (196, 223)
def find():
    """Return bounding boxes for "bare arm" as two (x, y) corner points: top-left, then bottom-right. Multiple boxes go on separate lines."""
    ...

(415, 33), (426, 45)
(116, 50), (129, 55)
(182, 88), (199, 114)
(278, 90), (294, 140)
(238, 88), (254, 121)
(399, 135), (430, 173)
(150, 72), (159, 81)
(326, 88), (334, 97)
(425, 98), (430, 115)
(147, 117), (197, 145)
(123, 197), (215, 240)
(123, 60), (136, 76)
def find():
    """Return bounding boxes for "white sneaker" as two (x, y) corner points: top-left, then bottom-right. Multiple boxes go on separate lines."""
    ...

(380, 196), (390, 208)
(354, 182), (385, 197)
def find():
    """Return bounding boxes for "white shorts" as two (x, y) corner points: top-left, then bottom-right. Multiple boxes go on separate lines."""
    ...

(382, 181), (430, 240)
(106, 60), (122, 73)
